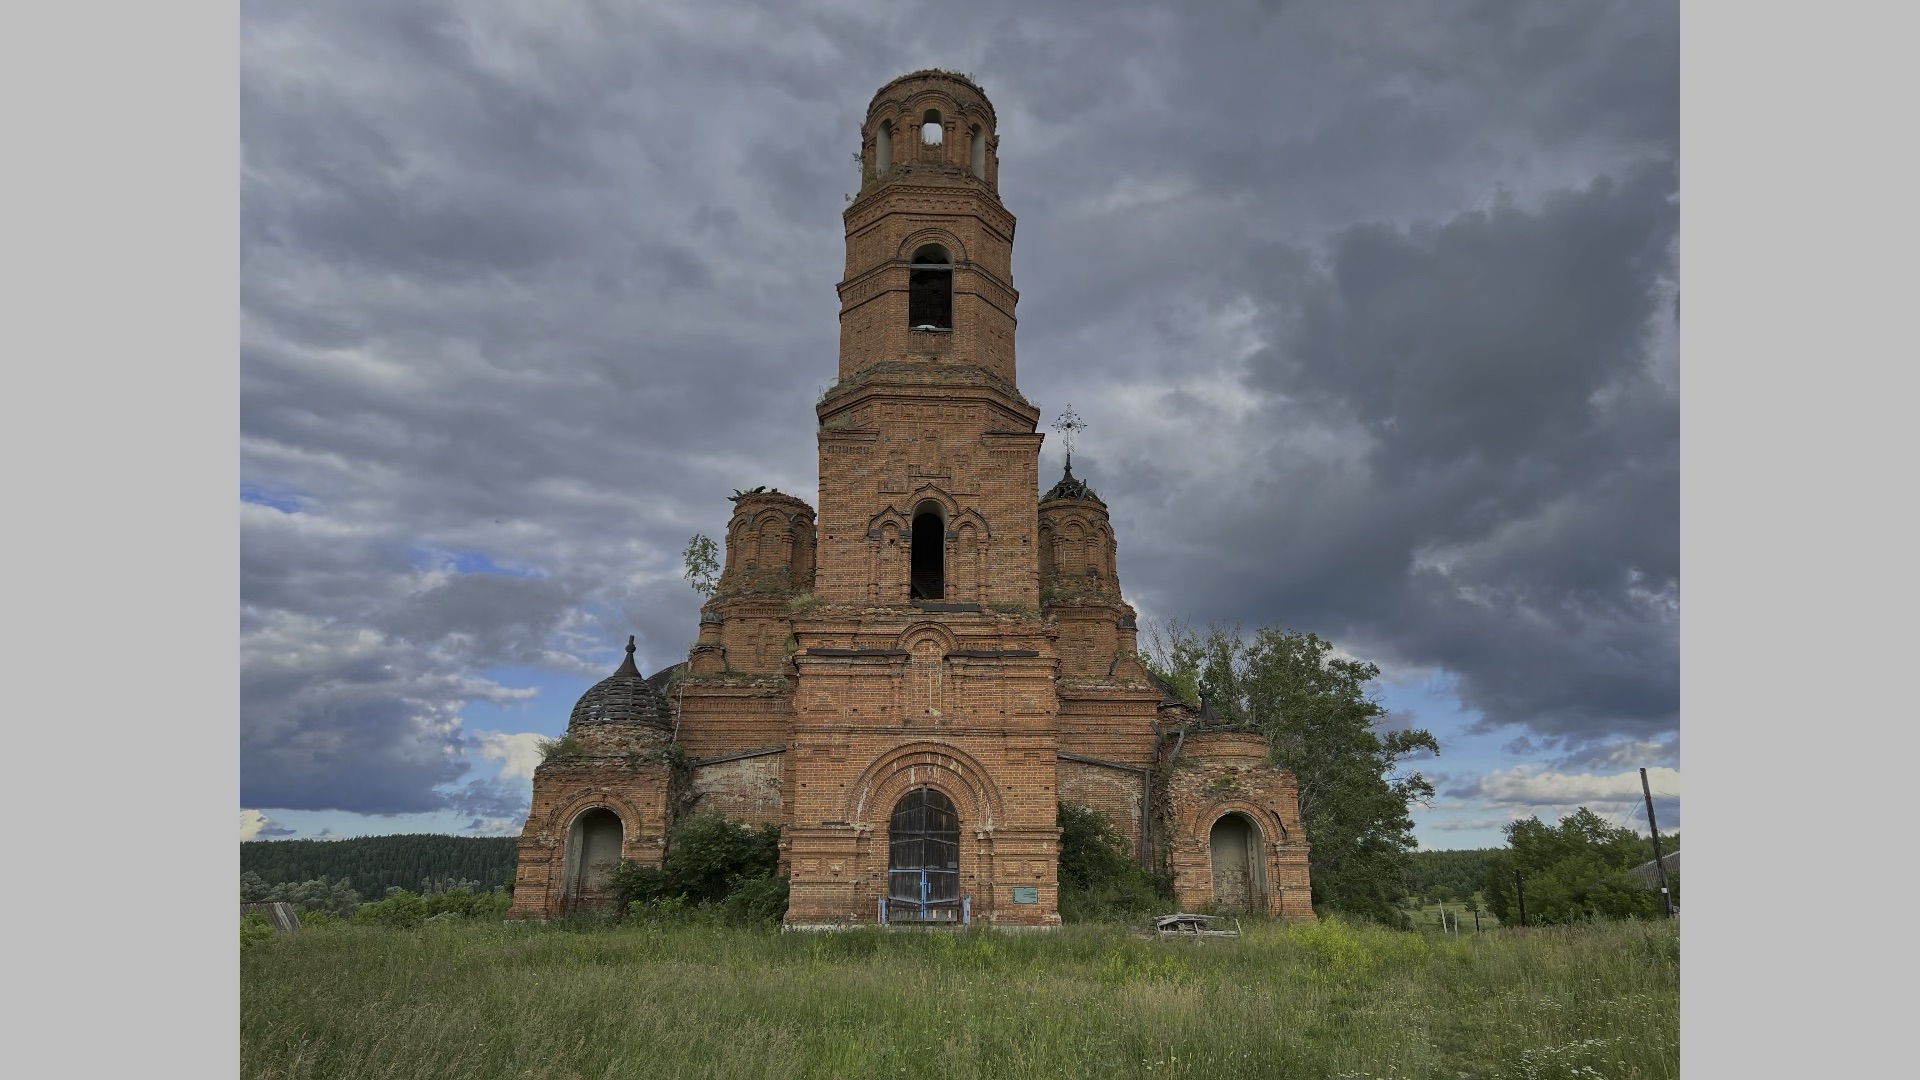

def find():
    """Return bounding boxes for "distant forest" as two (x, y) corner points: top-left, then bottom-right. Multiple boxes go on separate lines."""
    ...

(1403, 848), (1500, 899)
(241, 834), (518, 896)
(1404, 834), (1677, 900)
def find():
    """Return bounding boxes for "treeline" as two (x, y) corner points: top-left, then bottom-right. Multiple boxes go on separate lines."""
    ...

(1404, 833), (1675, 904)
(240, 834), (518, 898)
(1403, 848), (1500, 900)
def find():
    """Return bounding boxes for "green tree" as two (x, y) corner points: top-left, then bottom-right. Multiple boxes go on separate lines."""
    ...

(1483, 808), (1665, 925)
(1055, 803), (1173, 922)
(1143, 621), (1438, 924)
(683, 534), (720, 598)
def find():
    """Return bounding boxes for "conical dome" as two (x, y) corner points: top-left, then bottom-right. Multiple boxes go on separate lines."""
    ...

(568, 636), (674, 733)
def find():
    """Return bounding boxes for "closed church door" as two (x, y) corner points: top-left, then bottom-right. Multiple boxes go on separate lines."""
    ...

(888, 788), (960, 906)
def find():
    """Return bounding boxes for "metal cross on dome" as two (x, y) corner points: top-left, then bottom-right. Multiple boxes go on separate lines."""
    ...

(1052, 405), (1087, 472)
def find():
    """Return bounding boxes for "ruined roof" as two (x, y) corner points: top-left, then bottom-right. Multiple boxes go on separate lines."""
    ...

(568, 636), (674, 733)
(1144, 668), (1188, 709)
(1041, 462), (1102, 504)
(645, 662), (686, 695)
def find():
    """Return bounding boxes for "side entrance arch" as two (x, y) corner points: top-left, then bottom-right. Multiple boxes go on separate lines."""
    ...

(562, 807), (624, 911)
(1209, 812), (1266, 913)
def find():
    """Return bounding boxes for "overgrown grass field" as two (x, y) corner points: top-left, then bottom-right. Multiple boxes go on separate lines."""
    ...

(241, 918), (1677, 1080)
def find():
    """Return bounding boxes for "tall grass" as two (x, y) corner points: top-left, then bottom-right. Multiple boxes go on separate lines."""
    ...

(241, 917), (1677, 1079)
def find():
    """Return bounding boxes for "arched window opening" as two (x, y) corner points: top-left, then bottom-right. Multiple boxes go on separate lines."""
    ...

(921, 109), (944, 145)
(564, 807), (624, 909)
(876, 120), (893, 173)
(910, 506), (945, 599)
(1208, 813), (1263, 914)
(888, 787), (959, 914)
(969, 124), (986, 178)
(908, 244), (953, 330)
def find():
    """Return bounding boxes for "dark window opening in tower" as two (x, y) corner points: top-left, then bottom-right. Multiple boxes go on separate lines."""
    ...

(910, 509), (945, 599)
(921, 109), (943, 144)
(909, 244), (952, 330)
(877, 120), (893, 172)
(969, 124), (986, 178)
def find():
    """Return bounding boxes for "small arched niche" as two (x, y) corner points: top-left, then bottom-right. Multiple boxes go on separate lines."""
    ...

(876, 119), (894, 172)
(1208, 812), (1265, 914)
(909, 500), (945, 600)
(908, 244), (953, 331)
(921, 109), (944, 145)
(563, 807), (624, 907)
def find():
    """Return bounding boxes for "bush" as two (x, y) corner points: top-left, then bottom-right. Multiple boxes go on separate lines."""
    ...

(718, 874), (790, 927)
(610, 863), (675, 909)
(1056, 803), (1174, 923)
(240, 912), (275, 949)
(663, 813), (781, 904)
(353, 889), (428, 928)
(537, 735), (586, 762)
(423, 887), (512, 921)
(611, 813), (788, 924)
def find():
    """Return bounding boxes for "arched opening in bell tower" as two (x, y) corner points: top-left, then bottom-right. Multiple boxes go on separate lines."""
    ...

(910, 503), (945, 600)
(909, 244), (953, 330)
(876, 120), (893, 173)
(969, 124), (986, 178)
(920, 109), (943, 144)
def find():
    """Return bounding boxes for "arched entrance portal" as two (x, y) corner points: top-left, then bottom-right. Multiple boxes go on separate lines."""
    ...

(563, 807), (624, 910)
(888, 788), (959, 917)
(1209, 813), (1264, 913)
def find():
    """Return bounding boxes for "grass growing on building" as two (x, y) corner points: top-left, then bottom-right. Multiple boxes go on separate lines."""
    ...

(242, 916), (1678, 1080)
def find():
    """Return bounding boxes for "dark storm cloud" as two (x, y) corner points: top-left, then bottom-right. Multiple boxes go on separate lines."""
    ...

(1102, 165), (1678, 745)
(241, 0), (1677, 815)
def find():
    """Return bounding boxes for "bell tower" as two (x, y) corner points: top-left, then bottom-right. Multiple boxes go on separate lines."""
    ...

(837, 70), (1017, 383)
(786, 71), (1061, 928)
(813, 70), (1043, 611)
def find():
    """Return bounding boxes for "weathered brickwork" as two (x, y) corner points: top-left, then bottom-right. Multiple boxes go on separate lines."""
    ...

(508, 71), (1314, 925)
(1160, 732), (1316, 919)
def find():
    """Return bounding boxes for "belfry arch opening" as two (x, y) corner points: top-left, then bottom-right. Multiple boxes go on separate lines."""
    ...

(888, 787), (959, 911)
(969, 124), (986, 178)
(1208, 812), (1265, 914)
(563, 807), (624, 909)
(909, 244), (952, 330)
(920, 109), (943, 145)
(876, 120), (893, 172)
(910, 502), (945, 600)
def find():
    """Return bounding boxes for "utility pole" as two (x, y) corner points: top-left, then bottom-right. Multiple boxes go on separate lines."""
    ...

(1640, 767), (1674, 918)
(1514, 870), (1527, 927)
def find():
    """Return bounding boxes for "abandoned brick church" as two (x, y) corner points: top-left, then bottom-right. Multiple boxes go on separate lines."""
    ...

(508, 72), (1314, 927)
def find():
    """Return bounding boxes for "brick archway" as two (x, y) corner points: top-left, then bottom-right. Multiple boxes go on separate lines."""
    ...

(849, 740), (1003, 828)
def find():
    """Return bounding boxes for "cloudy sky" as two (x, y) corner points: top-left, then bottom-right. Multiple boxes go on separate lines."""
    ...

(239, 0), (1679, 849)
